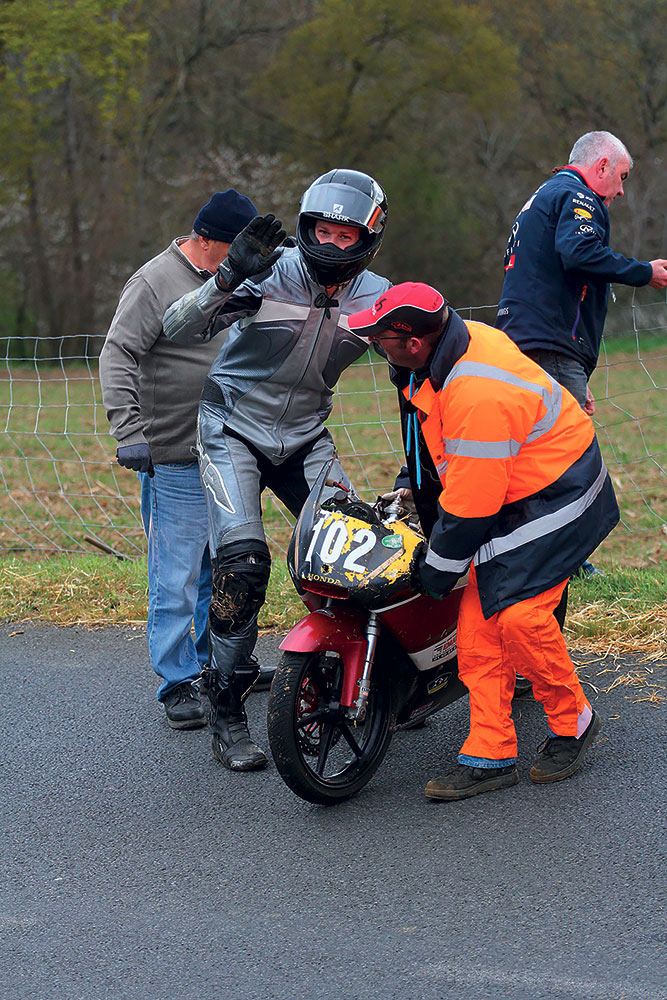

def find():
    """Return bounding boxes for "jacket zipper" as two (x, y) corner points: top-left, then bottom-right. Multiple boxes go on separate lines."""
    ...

(571, 284), (587, 339)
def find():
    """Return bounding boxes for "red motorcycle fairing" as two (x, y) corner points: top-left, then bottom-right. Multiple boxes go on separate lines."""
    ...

(279, 606), (368, 708)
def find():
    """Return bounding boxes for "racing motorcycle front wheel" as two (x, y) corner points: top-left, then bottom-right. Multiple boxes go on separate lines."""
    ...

(267, 650), (396, 805)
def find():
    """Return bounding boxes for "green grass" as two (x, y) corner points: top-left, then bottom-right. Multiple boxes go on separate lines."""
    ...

(0, 333), (666, 646)
(1, 341), (665, 566)
(1, 553), (665, 656)
(0, 552), (302, 632)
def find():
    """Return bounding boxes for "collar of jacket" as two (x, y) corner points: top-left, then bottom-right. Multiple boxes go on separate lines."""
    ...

(169, 237), (215, 278)
(388, 307), (471, 395)
(551, 165), (607, 206)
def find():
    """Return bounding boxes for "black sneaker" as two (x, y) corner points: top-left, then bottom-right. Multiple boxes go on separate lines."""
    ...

(425, 763), (519, 801)
(530, 710), (602, 783)
(163, 682), (207, 730)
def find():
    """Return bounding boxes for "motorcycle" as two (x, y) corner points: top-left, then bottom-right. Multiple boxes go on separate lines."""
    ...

(266, 459), (469, 805)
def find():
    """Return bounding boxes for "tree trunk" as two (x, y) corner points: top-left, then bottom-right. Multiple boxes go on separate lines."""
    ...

(26, 166), (62, 351)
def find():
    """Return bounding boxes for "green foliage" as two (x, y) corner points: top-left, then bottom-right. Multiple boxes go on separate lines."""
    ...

(0, 0), (664, 337)
(257, 0), (518, 165)
(488, 0), (667, 153)
(0, 0), (148, 177)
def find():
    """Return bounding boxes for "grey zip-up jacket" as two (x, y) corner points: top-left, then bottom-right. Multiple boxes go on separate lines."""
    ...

(162, 246), (391, 463)
(99, 239), (220, 463)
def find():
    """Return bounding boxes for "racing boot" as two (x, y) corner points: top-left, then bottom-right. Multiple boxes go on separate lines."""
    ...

(207, 663), (268, 772)
(251, 655), (276, 692)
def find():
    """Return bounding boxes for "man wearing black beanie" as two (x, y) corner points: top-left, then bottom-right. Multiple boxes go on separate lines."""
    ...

(100, 189), (274, 730)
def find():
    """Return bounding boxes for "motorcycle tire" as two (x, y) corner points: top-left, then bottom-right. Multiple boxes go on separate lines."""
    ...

(267, 650), (396, 805)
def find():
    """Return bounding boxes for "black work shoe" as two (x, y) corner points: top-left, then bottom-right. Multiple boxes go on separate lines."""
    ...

(530, 710), (602, 783)
(163, 682), (207, 730)
(425, 763), (519, 801)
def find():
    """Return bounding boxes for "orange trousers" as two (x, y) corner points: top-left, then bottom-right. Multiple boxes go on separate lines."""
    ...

(455, 565), (589, 762)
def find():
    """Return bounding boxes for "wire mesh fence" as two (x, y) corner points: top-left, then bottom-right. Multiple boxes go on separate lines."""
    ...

(1, 292), (665, 564)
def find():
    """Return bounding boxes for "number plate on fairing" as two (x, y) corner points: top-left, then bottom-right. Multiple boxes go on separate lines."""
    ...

(296, 510), (422, 604)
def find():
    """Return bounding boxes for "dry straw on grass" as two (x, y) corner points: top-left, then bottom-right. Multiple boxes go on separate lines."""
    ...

(565, 600), (667, 659)
(3, 558), (664, 703)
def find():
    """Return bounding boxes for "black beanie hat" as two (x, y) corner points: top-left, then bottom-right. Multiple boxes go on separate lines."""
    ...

(193, 189), (258, 242)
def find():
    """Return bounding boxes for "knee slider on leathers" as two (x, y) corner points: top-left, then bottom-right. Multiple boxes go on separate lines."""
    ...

(209, 539), (271, 636)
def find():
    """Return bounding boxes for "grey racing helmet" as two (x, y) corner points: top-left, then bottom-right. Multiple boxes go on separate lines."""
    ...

(297, 168), (388, 287)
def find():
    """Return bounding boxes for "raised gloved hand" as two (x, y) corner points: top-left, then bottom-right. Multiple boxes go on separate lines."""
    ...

(116, 443), (154, 477)
(380, 487), (417, 520)
(216, 213), (286, 290)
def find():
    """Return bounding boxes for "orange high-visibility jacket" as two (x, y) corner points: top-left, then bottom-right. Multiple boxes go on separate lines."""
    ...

(391, 309), (619, 617)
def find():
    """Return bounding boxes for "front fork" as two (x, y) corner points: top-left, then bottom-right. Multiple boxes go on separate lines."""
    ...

(279, 604), (380, 723)
(354, 612), (379, 723)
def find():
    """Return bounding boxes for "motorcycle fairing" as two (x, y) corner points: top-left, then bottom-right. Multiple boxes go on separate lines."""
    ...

(294, 509), (422, 607)
(375, 588), (463, 670)
(279, 606), (368, 707)
(289, 458), (423, 607)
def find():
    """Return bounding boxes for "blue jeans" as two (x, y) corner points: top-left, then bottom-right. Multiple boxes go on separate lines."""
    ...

(525, 350), (595, 574)
(525, 350), (588, 408)
(139, 463), (212, 700)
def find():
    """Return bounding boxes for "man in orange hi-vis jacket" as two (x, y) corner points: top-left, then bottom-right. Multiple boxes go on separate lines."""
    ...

(349, 282), (620, 802)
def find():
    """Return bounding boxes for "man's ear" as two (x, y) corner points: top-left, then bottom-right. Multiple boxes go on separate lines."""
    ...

(597, 156), (609, 177)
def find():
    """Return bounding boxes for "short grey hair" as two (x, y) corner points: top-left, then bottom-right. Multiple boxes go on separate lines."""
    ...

(568, 131), (633, 170)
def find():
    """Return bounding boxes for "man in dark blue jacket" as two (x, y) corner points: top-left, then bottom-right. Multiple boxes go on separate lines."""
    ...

(497, 130), (667, 413)
(496, 130), (667, 575)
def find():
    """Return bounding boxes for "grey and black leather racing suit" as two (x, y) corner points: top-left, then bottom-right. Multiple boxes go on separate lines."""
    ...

(162, 245), (391, 681)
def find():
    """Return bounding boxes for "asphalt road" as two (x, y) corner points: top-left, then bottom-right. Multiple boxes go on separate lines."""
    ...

(1, 622), (665, 1000)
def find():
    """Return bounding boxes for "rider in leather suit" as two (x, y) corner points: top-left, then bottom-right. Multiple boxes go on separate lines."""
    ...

(162, 169), (391, 771)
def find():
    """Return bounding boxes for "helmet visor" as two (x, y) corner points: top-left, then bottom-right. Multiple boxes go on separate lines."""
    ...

(300, 182), (386, 234)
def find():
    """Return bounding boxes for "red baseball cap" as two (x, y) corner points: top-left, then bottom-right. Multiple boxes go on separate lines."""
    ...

(348, 282), (447, 340)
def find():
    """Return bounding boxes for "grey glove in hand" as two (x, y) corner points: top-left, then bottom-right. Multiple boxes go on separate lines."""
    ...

(216, 213), (286, 290)
(116, 443), (154, 477)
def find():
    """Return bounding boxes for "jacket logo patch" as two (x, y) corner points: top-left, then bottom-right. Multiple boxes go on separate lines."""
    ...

(573, 208), (592, 219)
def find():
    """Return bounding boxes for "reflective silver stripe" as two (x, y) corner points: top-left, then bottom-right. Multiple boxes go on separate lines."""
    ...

(444, 361), (549, 395)
(436, 458), (448, 476)
(475, 461), (609, 565)
(442, 365), (563, 452)
(250, 299), (310, 324)
(425, 549), (471, 574)
(526, 377), (562, 443)
(445, 437), (521, 458)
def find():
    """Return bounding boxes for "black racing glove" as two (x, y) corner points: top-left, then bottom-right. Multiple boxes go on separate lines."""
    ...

(410, 542), (453, 600)
(216, 213), (286, 290)
(116, 443), (154, 477)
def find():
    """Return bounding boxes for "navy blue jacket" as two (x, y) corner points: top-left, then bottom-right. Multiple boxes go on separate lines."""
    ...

(496, 167), (652, 378)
